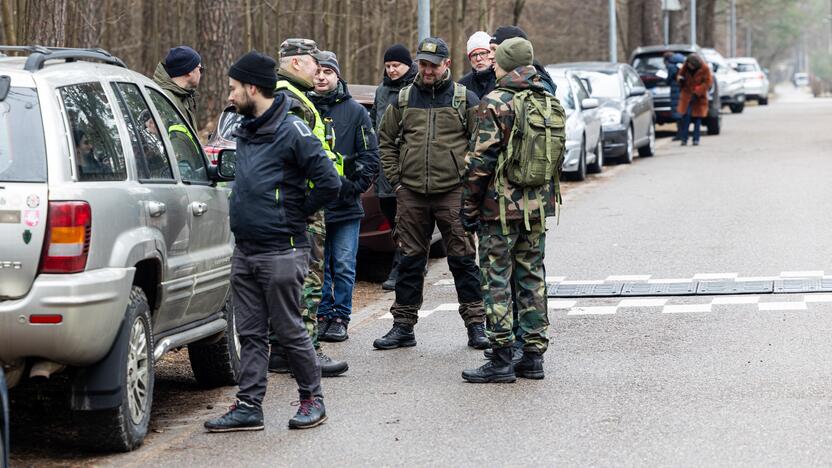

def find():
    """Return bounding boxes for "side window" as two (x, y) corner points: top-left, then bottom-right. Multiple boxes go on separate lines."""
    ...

(60, 83), (127, 181)
(147, 88), (208, 183)
(572, 77), (590, 103)
(627, 70), (642, 89)
(111, 82), (173, 181)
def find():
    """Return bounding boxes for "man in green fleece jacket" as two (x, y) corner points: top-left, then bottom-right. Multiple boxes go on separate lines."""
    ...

(153, 45), (202, 133)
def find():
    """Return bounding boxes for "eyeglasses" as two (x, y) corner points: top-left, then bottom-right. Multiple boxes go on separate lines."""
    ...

(198, 65), (205, 72)
(470, 51), (489, 61)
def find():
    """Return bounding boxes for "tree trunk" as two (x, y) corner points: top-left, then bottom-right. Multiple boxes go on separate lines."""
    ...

(197, 0), (240, 134)
(512, 0), (526, 25)
(24, 0), (68, 46)
(2, 0), (17, 44)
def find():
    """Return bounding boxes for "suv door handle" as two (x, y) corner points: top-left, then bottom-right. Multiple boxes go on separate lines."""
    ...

(191, 202), (208, 216)
(147, 201), (166, 217)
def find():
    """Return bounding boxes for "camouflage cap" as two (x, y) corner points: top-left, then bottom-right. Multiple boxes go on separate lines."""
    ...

(415, 37), (449, 65)
(279, 38), (326, 61)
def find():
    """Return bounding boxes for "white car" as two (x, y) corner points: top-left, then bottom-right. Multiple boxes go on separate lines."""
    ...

(728, 57), (770, 105)
(793, 72), (810, 87)
(701, 48), (746, 114)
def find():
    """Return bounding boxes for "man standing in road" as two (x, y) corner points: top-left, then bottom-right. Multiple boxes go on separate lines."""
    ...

(459, 31), (496, 99)
(153, 46), (202, 132)
(308, 51), (380, 342)
(460, 37), (563, 383)
(204, 51), (340, 431)
(267, 39), (349, 378)
(374, 37), (489, 351)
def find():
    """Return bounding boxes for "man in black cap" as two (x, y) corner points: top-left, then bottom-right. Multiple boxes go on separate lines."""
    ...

(152, 45), (202, 131)
(487, 26), (557, 95)
(204, 50), (340, 432)
(374, 37), (488, 351)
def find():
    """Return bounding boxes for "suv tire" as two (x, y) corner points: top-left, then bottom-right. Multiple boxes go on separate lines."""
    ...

(706, 114), (721, 135)
(638, 123), (656, 157)
(729, 102), (745, 113)
(566, 137), (587, 181)
(188, 296), (241, 388)
(78, 286), (154, 452)
(758, 96), (768, 105)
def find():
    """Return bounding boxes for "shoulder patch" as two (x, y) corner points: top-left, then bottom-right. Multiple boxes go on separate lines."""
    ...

(293, 120), (313, 137)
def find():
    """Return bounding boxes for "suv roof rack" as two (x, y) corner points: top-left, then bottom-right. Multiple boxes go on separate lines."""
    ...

(0, 45), (126, 71)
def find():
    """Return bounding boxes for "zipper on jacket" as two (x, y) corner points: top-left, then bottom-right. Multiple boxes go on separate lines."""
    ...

(425, 106), (432, 194)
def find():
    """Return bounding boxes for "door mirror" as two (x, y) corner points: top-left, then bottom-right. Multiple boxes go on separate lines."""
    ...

(629, 86), (647, 97)
(581, 98), (599, 110)
(215, 149), (236, 180)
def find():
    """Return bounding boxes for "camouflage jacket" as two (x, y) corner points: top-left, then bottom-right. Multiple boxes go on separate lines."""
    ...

(462, 65), (558, 224)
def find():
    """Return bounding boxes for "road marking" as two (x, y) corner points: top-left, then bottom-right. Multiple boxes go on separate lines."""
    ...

(780, 270), (824, 278)
(662, 304), (712, 314)
(548, 300), (577, 309)
(712, 296), (760, 305)
(758, 302), (808, 311)
(618, 298), (667, 308)
(804, 294), (832, 303)
(567, 306), (617, 316)
(693, 272), (739, 280)
(606, 274), (651, 281)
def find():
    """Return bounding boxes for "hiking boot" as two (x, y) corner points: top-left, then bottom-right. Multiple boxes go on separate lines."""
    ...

(204, 399), (264, 432)
(692, 140), (700, 146)
(372, 323), (416, 350)
(318, 351), (348, 377)
(514, 351), (545, 380)
(321, 318), (348, 342)
(288, 397), (327, 429)
(483, 342), (523, 364)
(317, 317), (331, 339)
(268, 351), (290, 373)
(462, 347), (516, 383)
(681, 140), (688, 146)
(466, 323), (489, 350)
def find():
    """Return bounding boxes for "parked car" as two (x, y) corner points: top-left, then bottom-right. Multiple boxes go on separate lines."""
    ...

(557, 62), (655, 164)
(701, 47), (746, 113)
(545, 67), (603, 180)
(630, 44), (722, 135)
(205, 84), (442, 256)
(0, 46), (240, 452)
(727, 57), (769, 105)
(0, 368), (7, 468)
(793, 72), (809, 87)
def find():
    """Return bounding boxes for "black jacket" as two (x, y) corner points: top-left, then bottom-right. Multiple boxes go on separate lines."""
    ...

(458, 67), (496, 99)
(468, 61), (557, 96)
(370, 65), (417, 198)
(229, 94), (341, 253)
(309, 81), (380, 224)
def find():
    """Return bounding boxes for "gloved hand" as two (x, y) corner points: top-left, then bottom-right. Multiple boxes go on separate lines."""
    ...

(338, 176), (356, 200)
(459, 208), (480, 233)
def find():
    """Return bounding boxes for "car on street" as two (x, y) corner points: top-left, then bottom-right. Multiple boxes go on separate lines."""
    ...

(793, 72), (809, 87)
(727, 57), (770, 105)
(0, 368), (7, 468)
(557, 62), (656, 164)
(701, 47), (746, 114)
(630, 44), (722, 135)
(0, 46), (240, 452)
(546, 66), (603, 180)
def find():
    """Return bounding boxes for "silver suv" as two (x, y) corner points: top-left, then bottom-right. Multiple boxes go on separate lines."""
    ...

(0, 47), (239, 451)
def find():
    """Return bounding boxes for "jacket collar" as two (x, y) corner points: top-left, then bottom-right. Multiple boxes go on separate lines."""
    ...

(496, 65), (542, 92)
(277, 68), (314, 91)
(383, 64), (418, 88)
(233, 93), (291, 142)
(153, 62), (196, 98)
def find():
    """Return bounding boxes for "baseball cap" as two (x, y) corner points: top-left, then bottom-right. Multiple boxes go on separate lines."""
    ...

(415, 37), (449, 65)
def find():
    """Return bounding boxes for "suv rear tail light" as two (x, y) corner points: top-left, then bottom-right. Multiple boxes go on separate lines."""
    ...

(39, 201), (91, 273)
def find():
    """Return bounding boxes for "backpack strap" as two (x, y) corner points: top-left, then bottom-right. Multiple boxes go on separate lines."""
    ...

(452, 82), (468, 128)
(396, 85), (412, 145)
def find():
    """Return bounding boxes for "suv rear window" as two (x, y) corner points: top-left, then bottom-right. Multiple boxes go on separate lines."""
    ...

(632, 55), (666, 75)
(0, 87), (47, 182)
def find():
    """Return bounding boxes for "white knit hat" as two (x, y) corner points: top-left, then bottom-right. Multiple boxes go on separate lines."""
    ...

(466, 31), (491, 56)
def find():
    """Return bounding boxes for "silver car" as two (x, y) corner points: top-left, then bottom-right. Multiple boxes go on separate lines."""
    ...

(728, 57), (770, 105)
(701, 48), (746, 114)
(546, 67), (603, 181)
(0, 46), (238, 452)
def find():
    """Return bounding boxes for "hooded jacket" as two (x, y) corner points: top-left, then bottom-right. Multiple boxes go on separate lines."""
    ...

(153, 62), (199, 132)
(371, 65), (417, 198)
(229, 93), (341, 253)
(309, 80), (380, 224)
(459, 66), (496, 99)
(379, 69), (479, 195)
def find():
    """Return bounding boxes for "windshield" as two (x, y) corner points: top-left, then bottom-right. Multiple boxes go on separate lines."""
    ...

(633, 55), (667, 75)
(732, 62), (759, 73)
(582, 71), (623, 99)
(552, 76), (575, 110)
(218, 111), (242, 141)
(0, 87), (47, 182)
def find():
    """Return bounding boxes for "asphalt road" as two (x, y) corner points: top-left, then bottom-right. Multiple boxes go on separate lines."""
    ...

(11, 87), (832, 467)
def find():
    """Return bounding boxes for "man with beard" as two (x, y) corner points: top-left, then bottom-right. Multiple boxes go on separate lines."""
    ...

(308, 51), (379, 342)
(204, 51), (340, 432)
(458, 31), (496, 99)
(153, 46), (202, 132)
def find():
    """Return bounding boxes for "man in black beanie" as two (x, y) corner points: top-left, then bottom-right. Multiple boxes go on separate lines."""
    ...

(487, 26), (557, 95)
(152, 45), (202, 132)
(204, 50), (340, 433)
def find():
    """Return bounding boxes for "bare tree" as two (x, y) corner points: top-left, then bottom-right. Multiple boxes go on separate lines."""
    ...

(24, 0), (68, 46)
(198, 0), (240, 130)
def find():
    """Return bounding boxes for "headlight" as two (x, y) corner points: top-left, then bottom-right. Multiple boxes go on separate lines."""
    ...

(599, 108), (621, 126)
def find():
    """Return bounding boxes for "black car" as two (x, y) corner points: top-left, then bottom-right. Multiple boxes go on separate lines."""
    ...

(1, 368), (8, 468)
(630, 44), (721, 135)
(553, 62), (656, 164)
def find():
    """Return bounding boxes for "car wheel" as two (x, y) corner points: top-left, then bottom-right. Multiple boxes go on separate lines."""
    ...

(729, 102), (745, 113)
(706, 114), (721, 135)
(78, 286), (154, 452)
(622, 126), (634, 164)
(758, 96), (768, 105)
(638, 122), (656, 157)
(566, 137), (587, 181)
(188, 294), (241, 388)
(588, 134), (604, 174)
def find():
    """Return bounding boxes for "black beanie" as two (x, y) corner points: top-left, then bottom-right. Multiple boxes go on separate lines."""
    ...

(228, 51), (277, 89)
(164, 46), (201, 77)
(490, 26), (528, 45)
(383, 44), (413, 66)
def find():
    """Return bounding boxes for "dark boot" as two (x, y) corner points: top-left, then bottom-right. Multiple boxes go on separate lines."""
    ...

(318, 351), (348, 377)
(316, 317), (331, 339)
(204, 399), (264, 432)
(461, 347), (516, 383)
(382, 250), (401, 291)
(466, 323), (489, 350)
(288, 397), (327, 429)
(321, 318), (348, 342)
(268, 350), (290, 373)
(514, 351), (545, 380)
(483, 341), (524, 363)
(372, 323), (416, 350)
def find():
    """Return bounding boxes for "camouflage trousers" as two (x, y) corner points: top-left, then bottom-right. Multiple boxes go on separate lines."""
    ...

(271, 210), (325, 351)
(478, 220), (549, 353)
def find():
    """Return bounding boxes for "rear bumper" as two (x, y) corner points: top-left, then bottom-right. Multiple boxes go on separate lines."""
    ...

(602, 125), (628, 157)
(0, 268), (134, 366)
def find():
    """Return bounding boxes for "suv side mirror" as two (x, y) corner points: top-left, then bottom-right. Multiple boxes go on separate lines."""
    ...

(581, 98), (599, 109)
(629, 86), (647, 97)
(211, 149), (236, 181)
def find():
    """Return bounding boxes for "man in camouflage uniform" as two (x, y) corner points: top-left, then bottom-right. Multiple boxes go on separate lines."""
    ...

(268, 38), (348, 377)
(460, 37), (560, 383)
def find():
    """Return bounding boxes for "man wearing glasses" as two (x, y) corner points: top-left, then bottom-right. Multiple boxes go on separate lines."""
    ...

(153, 45), (203, 132)
(458, 31), (495, 99)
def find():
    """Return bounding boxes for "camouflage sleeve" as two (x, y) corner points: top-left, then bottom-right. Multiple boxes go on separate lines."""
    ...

(378, 102), (402, 188)
(462, 97), (506, 218)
